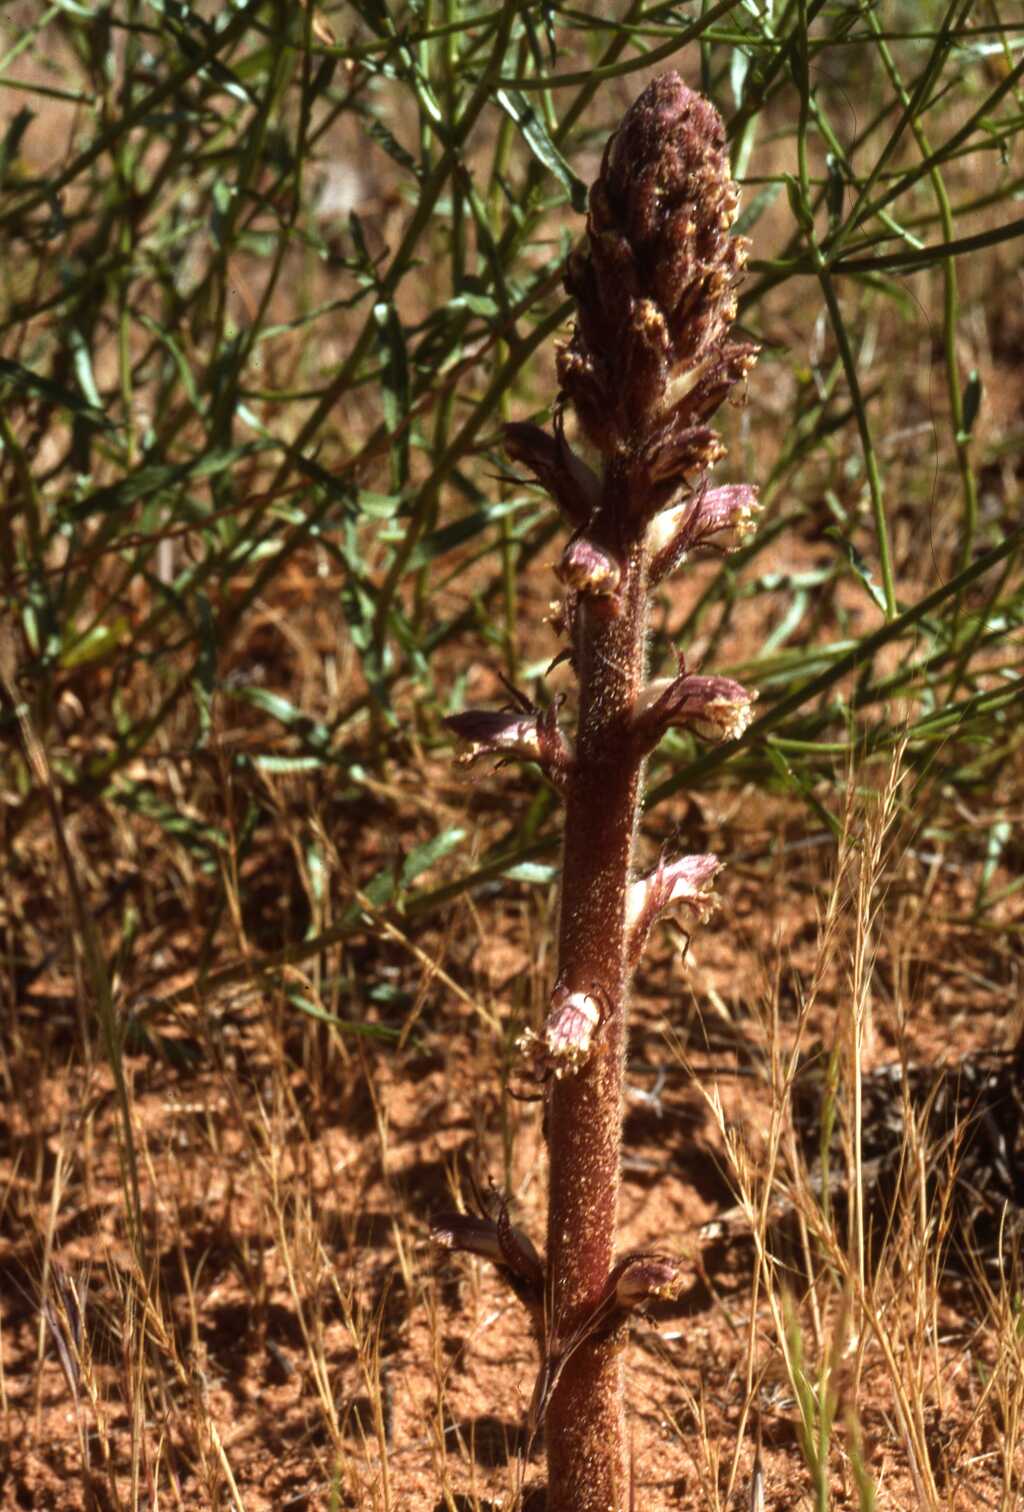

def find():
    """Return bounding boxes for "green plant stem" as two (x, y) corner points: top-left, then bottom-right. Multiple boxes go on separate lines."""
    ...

(794, 2), (896, 621)
(860, 4), (977, 562)
(368, 299), (567, 670)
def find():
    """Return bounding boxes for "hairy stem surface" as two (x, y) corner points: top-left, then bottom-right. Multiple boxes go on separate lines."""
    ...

(546, 545), (649, 1511)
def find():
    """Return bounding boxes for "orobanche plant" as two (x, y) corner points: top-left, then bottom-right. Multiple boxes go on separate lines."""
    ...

(433, 74), (760, 1511)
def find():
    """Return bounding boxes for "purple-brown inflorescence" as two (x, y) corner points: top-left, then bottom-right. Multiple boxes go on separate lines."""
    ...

(436, 73), (760, 1512)
(558, 72), (759, 510)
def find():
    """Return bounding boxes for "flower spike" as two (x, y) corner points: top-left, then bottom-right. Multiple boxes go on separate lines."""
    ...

(436, 74), (766, 1511)
(557, 73), (759, 513)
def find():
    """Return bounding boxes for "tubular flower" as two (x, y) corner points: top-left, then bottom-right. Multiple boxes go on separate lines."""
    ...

(557, 534), (622, 600)
(505, 415), (601, 531)
(634, 664), (756, 749)
(445, 699), (572, 785)
(610, 1251), (684, 1310)
(625, 852), (721, 964)
(649, 482), (760, 583)
(556, 72), (758, 512)
(430, 1208), (545, 1312)
(518, 984), (605, 1080)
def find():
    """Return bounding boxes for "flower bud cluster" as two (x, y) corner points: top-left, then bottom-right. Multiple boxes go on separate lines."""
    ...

(557, 73), (759, 522)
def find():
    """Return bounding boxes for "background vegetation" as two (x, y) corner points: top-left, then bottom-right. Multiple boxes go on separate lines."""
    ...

(1, 1), (1021, 1508)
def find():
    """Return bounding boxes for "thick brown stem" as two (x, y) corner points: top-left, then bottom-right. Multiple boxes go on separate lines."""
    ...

(545, 544), (648, 1512)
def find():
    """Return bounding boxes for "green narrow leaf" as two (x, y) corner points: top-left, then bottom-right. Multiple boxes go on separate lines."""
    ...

(522, 3), (557, 68)
(59, 617), (130, 670)
(250, 754), (324, 774)
(402, 498), (532, 570)
(825, 152), (844, 227)
(357, 866), (398, 912)
(960, 369), (982, 440)
(373, 298), (410, 485)
(783, 173), (815, 235)
(113, 779), (228, 862)
(364, 115), (421, 180)
(70, 327), (103, 411)
(347, 209), (380, 284)
(734, 181), (781, 236)
(400, 828), (466, 887)
(503, 861), (557, 885)
(456, 291), (500, 319)
(0, 356), (114, 428)
(826, 528), (888, 615)
(875, 209), (926, 252)
(285, 991), (400, 1040)
(761, 589), (808, 656)
(192, 591), (216, 744)
(306, 844), (327, 909)
(228, 686), (330, 751)
(764, 741), (843, 841)
(210, 177), (235, 247)
(495, 88), (587, 212)
(138, 316), (201, 409)
(0, 106), (34, 183)
(842, 271), (917, 318)
(66, 444), (267, 519)
(730, 46), (750, 108)
(356, 490), (404, 520)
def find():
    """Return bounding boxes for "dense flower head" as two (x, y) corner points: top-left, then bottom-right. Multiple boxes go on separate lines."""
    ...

(556, 73), (758, 515)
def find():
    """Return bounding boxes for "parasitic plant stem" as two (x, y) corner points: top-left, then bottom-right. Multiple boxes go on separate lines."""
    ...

(545, 553), (650, 1508)
(435, 72), (760, 1510)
